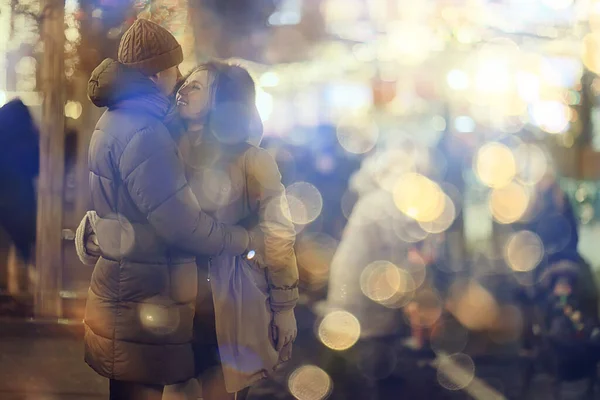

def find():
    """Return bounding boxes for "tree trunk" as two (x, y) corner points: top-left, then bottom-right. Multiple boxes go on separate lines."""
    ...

(35, 0), (65, 318)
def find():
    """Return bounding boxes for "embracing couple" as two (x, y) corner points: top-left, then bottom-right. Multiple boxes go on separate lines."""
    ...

(76, 18), (299, 400)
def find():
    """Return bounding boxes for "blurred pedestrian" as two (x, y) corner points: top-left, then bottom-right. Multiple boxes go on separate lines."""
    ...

(0, 99), (39, 265)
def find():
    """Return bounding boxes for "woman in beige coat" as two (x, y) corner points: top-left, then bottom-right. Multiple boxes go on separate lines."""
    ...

(174, 61), (299, 400)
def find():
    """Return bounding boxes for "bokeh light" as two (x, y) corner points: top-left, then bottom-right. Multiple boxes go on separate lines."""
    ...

(419, 194), (457, 234)
(284, 182), (324, 225)
(139, 303), (179, 336)
(504, 230), (544, 272)
(475, 142), (516, 188)
(336, 118), (379, 154)
(514, 143), (548, 186)
(489, 182), (530, 224)
(288, 365), (333, 400)
(530, 100), (570, 134)
(64, 101), (82, 120)
(360, 260), (415, 307)
(447, 69), (470, 91)
(392, 173), (445, 222)
(436, 353), (476, 391)
(318, 310), (361, 351)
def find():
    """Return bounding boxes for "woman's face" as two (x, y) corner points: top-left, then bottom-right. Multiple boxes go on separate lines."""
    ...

(176, 69), (212, 121)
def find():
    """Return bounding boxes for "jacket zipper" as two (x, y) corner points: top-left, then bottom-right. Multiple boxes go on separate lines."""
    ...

(207, 257), (212, 282)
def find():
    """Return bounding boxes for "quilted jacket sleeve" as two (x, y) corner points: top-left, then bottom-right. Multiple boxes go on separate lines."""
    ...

(119, 124), (248, 256)
(247, 147), (299, 312)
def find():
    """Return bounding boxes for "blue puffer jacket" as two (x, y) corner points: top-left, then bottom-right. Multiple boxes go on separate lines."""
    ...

(83, 59), (248, 385)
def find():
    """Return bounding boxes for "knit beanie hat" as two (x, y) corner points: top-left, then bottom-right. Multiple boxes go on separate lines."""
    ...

(118, 18), (183, 76)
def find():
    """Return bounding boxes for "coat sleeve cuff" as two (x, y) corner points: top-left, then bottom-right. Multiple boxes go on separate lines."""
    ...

(270, 285), (299, 312)
(223, 225), (249, 255)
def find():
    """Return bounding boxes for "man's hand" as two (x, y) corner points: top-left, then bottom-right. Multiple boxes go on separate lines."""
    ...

(271, 309), (297, 362)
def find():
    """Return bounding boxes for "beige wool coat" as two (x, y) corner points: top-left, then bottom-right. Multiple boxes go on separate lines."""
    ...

(178, 131), (299, 392)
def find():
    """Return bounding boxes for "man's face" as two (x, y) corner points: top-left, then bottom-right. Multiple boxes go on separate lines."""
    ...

(153, 66), (181, 96)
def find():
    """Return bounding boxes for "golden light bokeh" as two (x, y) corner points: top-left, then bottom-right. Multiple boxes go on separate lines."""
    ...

(392, 173), (445, 222)
(359, 260), (416, 308)
(504, 230), (544, 272)
(582, 33), (600, 74)
(419, 194), (457, 234)
(475, 142), (516, 189)
(318, 310), (361, 351)
(530, 100), (570, 134)
(393, 217), (429, 243)
(284, 182), (324, 225)
(288, 365), (333, 400)
(489, 182), (530, 224)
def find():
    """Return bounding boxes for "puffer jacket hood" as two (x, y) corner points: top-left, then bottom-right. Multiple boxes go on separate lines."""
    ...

(88, 58), (170, 116)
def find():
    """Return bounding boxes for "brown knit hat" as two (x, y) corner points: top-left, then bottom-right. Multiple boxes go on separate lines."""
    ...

(118, 18), (183, 76)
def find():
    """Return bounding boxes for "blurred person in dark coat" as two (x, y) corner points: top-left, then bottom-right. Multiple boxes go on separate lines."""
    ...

(0, 98), (39, 264)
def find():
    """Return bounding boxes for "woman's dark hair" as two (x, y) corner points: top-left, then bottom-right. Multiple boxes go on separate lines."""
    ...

(184, 61), (263, 145)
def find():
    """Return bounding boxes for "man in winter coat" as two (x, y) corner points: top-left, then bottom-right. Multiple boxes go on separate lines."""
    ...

(84, 19), (253, 400)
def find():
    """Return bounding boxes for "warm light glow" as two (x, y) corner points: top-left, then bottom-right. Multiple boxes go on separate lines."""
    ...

(65, 101), (83, 120)
(393, 173), (445, 222)
(504, 230), (544, 272)
(489, 182), (530, 224)
(419, 194), (456, 234)
(259, 71), (280, 87)
(541, 0), (574, 10)
(360, 260), (414, 306)
(447, 69), (470, 90)
(475, 59), (510, 94)
(475, 142), (516, 188)
(530, 100), (570, 134)
(516, 71), (540, 103)
(582, 33), (600, 75)
(288, 365), (333, 400)
(318, 310), (361, 351)
(284, 182), (323, 225)
(256, 87), (273, 122)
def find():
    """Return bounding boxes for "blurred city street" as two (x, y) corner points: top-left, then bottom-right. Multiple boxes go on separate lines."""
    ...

(0, 305), (590, 400)
(3, 0), (600, 399)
